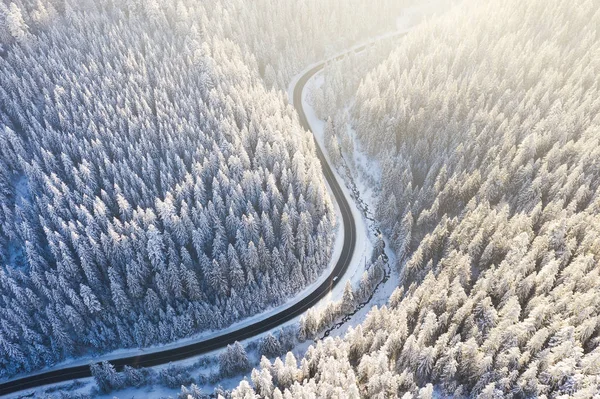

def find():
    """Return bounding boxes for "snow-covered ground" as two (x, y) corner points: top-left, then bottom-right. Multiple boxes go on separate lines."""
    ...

(286, 0), (455, 340)
(299, 77), (375, 296)
(7, 175), (30, 270)
(4, 4), (458, 398)
(297, 68), (399, 340)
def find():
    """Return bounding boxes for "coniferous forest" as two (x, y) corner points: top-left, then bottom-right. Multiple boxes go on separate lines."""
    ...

(0, 0), (406, 379)
(234, 0), (600, 397)
(2, 0), (600, 398)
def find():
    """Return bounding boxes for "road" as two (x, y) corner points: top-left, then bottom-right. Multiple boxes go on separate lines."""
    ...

(0, 45), (360, 398)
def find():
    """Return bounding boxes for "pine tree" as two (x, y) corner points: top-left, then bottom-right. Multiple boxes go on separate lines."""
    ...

(341, 280), (355, 314)
(220, 341), (251, 377)
(90, 361), (123, 393)
(259, 332), (282, 358)
(5, 3), (28, 43)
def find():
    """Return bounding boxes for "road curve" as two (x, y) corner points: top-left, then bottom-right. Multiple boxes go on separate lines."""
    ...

(0, 48), (358, 398)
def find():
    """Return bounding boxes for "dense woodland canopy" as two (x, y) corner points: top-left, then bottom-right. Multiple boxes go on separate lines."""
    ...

(0, 1), (336, 379)
(0, 0), (413, 380)
(4, 0), (599, 396)
(0, 0), (407, 89)
(232, 0), (600, 397)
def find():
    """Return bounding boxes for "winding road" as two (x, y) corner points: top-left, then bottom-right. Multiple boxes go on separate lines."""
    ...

(0, 42), (364, 399)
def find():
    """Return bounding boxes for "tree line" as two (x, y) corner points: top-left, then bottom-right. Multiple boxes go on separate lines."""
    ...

(230, 0), (600, 397)
(0, 0), (333, 379)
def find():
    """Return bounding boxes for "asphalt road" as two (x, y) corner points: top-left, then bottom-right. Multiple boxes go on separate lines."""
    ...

(0, 49), (357, 398)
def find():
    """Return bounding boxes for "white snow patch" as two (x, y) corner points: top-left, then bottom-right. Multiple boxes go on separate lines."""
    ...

(297, 69), (400, 339)
(7, 174), (30, 271)
(13, 174), (30, 205)
(300, 78), (373, 304)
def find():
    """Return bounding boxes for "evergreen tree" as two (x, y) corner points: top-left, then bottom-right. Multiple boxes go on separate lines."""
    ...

(219, 341), (251, 377)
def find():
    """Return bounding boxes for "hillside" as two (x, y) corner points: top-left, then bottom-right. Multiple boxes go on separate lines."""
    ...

(231, 0), (600, 397)
(0, 0), (418, 383)
(0, 1), (337, 379)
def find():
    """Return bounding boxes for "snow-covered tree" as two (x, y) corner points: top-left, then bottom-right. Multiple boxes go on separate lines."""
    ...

(219, 342), (251, 377)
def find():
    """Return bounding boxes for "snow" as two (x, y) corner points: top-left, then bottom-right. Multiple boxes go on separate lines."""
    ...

(5, 376), (213, 399)
(296, 67), (400, 340)
(282, 0), (455, 338)
(96, 385), (174, 399)
(13, 174), (30, 205)
(2, 197), (346, 387)
(7, 174), (30, 271)
(300, 78), (374, 300)
(3, 4), (457, 397)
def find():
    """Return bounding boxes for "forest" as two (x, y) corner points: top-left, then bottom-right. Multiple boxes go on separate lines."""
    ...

(2, 0), (599, 397)
(0, 0), (414, 381)
(230, 0), (600, 397)
(0, 0), (337, 378)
